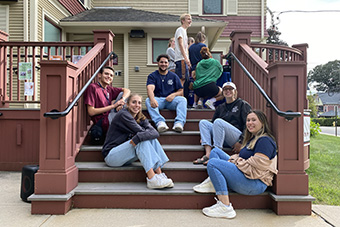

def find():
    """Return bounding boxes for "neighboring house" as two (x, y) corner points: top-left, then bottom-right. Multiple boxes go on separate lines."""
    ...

(0, 0), (267, 103)
(316, 92), (340, 117)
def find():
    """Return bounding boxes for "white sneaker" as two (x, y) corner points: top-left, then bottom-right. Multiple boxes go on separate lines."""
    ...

(202, 198), (236, 219)
(193, 177), (215, 193)
(196, 100), (203, 109)
(205, 99), (215, 110)
(172, 122), (183, 133)
(157, 121), (169, 133)
(147, 174), (173, 189)
(159, 173), (174, 188)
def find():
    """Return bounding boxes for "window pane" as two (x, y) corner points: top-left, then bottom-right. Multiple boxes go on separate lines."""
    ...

(44, 19), (61, 55)
(203, 0), (222, 14)
(153, 39), (168, 63)
(211, 52), (222, 63)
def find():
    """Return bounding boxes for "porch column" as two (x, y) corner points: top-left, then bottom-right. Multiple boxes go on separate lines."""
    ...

(230, 31), (252, 96)
(0, 30), (9, 108)
(32, 61), (79, 214)
(93, 30), (114, 67)
(267, 61), (311, 215)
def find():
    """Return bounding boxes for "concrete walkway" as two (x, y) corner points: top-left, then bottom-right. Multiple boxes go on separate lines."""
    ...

(1, 171), (339, 227)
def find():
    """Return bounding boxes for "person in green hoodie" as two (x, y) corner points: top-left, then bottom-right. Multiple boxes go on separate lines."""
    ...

(192, 47), (224, 110)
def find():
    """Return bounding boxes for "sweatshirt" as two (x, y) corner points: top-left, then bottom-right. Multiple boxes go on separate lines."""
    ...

(193, 58), (223, 89)
(212, 98), (251, 141)
(102, 108), (159, 158)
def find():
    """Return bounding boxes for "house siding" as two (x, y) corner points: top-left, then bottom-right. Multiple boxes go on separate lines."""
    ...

(128, 34), (157, 104)
(238, 0), (265, 16)
(7, 0), (24, 41)
(93, 0), (188, 15)
(112, 34), (124, 88)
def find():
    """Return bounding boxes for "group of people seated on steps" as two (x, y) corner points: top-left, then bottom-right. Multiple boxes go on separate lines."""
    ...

(83, 13), (278, 219)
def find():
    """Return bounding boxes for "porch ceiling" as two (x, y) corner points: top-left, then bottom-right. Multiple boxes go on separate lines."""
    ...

(60, 7), (227, 48)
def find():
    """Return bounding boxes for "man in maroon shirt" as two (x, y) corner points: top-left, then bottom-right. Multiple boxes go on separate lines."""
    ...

(84, 66), (130, 144)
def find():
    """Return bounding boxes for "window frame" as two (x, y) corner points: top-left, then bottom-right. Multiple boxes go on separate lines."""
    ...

(202, 0), (223, 15)
(151, 38), (169, 64)
(0, 5), (9, 33)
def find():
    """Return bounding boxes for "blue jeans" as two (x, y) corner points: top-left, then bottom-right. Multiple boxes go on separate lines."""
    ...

(207, 148), (267, 195)
(104, 139), (169, 173)
(145, 96), (187, 126)
(199, 119), (242, 149)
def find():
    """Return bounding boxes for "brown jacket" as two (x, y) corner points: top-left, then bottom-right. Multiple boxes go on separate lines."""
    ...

(228, 154), (278, 186)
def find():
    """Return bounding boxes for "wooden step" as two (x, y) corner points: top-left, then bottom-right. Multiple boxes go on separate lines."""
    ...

(143, 109), (214, 120)
(76, 144), (205, 162)
(76, 162), (208, 183)
(72, 182), (272, 209)
(150, 119), (201, 131)
(158, 131), (200, 145)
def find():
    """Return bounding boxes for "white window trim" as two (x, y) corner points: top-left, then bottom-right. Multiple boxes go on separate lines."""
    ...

(0, 5), (9, 33)
(189, 0), (238, 16)
(42, 10), (64, 41)
(147, 33), (170, 66)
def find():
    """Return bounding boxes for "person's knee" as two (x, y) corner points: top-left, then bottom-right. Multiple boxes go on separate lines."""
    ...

(199, 119), (210, 127)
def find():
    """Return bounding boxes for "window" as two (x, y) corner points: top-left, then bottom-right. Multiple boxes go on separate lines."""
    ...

(44, 17), (61, 55)
(211, 52), (223, 64)
(152, 39), (168, 63)
(203, 0), (222, 14)
(0, 5), (9, 33)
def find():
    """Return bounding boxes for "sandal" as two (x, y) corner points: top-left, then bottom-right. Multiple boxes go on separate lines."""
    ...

(193, 155), (209, 165)
(203, 160), (209, 166)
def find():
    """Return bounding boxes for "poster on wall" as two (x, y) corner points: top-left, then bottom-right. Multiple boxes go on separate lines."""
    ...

(19, 62), (32, 80)
(24, 82), (34, 96)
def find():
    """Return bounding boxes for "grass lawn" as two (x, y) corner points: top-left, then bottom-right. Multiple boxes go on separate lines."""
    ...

(307, 134), (340, 205)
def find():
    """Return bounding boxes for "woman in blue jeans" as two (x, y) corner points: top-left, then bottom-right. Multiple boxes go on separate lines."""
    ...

(193, 82), (251, 165)
(193, 110), (278, 219)
(102, 93), (174, 189)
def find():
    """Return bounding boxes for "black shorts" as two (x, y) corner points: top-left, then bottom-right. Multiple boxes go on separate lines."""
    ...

(194, 82), (220, 99)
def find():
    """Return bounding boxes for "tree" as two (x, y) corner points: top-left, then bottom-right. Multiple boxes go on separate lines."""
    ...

(308, 60), (340, 93)
(307, 95), (318, 118)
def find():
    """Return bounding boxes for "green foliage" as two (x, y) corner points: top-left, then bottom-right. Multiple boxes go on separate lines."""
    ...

(308, 60), (340, 92)
(307, 95), (318, 118)
(312, 117), (340, 126)
(307, 134), (340, 205)
(310, 121), (321, 137)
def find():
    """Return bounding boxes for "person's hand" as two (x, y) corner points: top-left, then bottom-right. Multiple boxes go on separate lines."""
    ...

(116, 105), (123, 112)
(165, 93), (175, 102)
(185, 58), (191, 68)
(150, 98), (158, 108)
(130, 140), (136, 147)
(232, 142), (242, 154)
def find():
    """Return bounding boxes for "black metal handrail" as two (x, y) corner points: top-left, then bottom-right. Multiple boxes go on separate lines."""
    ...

(44, 51), (117, 119)
(227, 52), (301, 120)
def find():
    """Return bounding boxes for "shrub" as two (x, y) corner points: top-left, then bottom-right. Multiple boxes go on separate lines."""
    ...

(312, 118), (340, 126)
(310, 121), (321, 137)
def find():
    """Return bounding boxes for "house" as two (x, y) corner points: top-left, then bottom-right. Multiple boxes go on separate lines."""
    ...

(0, 0), (267, 105)
(0, 0), (312, 216)
(317, 92), (340, 117)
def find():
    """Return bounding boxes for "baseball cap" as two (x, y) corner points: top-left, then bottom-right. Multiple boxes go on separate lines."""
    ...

(222, 82), (237, 90)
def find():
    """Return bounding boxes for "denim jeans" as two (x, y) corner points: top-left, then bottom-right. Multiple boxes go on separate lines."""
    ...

(207, 147), (267, 196)
(145, 96), (187, 126)
(199, 119), (242, 149)
(104, 139), (169, 173)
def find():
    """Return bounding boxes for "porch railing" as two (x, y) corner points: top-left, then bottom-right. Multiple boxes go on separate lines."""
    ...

(0, 41), (94, 105)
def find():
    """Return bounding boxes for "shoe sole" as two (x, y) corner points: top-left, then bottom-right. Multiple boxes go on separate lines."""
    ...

(147, 180), (173, 189)
(173, 127), (183, 133)
(202, 210), (236, 219)
(157, 127), (169, 133)
(193, 186), (215, 193)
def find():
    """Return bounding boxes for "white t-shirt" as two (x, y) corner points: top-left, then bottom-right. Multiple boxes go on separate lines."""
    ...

(174, 26), (188, 62)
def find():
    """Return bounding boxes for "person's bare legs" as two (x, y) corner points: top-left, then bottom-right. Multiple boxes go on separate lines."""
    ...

(217, 194), (230, 205)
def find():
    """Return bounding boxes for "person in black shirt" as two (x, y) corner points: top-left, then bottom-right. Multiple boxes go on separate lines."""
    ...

(193, 82), (251, 165)
(103, 94), (174, 189)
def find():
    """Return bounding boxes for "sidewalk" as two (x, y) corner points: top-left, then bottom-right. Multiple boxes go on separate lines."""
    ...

(1, 171), (339, 227)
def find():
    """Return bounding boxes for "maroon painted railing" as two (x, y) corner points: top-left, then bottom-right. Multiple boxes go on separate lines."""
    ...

(231, 31), (311, 215)
(250, 43), (304, 64)
(0, 40), (93, 106)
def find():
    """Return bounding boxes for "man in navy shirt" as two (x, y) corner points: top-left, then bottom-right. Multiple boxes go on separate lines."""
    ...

(146, 54), (187, 133)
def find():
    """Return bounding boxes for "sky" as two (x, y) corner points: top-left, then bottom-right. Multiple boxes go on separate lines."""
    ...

(266, 0), (340, 73)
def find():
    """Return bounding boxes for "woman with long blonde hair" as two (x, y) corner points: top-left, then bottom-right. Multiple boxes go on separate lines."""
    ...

(102, 93), (174, 189)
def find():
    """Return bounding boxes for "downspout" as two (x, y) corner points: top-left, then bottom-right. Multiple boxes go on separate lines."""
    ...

(261, 0), (265, 42)
(30, 0), (38, 41)
(24, 0), (28, 41)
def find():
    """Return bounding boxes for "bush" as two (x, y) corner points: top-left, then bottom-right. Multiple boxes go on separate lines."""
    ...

(312, 117), (340, 126)
(310, 121), (321, 137)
